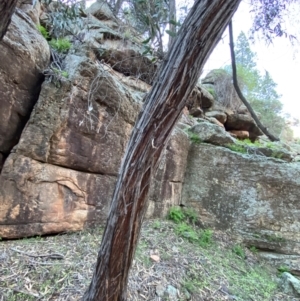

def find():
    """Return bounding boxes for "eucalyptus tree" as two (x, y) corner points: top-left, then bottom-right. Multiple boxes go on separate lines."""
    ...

(82, 1), (242, 300)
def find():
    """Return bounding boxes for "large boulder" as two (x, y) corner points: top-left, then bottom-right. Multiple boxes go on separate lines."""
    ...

(225, 113), (263, 139)
(0, 154), (115, 238)
(0, 9), (50, 171)
(181, 143), (300, 257)
(190, 121), (235, 146)
(0, 44), (149, 237)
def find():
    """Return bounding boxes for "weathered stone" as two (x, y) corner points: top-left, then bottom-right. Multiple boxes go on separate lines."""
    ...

(85, 10), (157, 84)
(206, 116), (225, 128)
(147, 127), (191, 218)
(0, 48), (147, 237)
(17, 0), (42, 24)
(254, 147), (293, 162)
(236, 104), (248, 115)
(228, 130), (249, 139)
(279, 272), (300, 297)
(0, 154), (115, 238)
(181, 143), (300, 256)
(225, 113), (262, 139)
(190, 122), (235, 146)
(205, 110), (227, 124)
(258, 252), (300, 276)
(199, 85), (214, 109)
(0, 9), (50, 165)
(15, 56), (142, 175)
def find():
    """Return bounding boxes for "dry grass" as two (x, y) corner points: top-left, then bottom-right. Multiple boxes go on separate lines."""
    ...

(0, 220), (296, 301)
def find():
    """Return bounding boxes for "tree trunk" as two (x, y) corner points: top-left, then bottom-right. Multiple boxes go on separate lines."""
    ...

(168, 0), (176, 49)
(0, 0), (18, 41)
(113, 0), (123, 15)
(83, 1), (242, 300)
(228, 20), (280, 142)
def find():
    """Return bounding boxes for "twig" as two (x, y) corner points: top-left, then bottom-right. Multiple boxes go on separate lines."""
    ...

(10, 247), (64, 260)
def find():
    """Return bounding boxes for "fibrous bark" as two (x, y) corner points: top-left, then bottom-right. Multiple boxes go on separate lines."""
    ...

(83, 1), (242, 300)
(228, 20), (279, 142)
(0, 0), (18, 41)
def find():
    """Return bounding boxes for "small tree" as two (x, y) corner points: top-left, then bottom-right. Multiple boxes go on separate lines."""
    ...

(82, 1), (242, 300)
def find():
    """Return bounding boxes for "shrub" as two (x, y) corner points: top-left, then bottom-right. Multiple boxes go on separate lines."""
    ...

(168, 206), (185, 223)
(232, 245), (246, 259)
(277, 265), (290, 274)
(198, 229), (213, 247)
(49, 38), (71, 53)
(37, 25), (50, 39)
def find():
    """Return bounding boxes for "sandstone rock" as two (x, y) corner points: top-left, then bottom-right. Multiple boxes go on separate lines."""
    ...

(205, 116), (225, 128)
(147, 127), (191, 218)
(0, 45), (147, 237)
(0, 10), (49, 169)
(181, 143), (300, 256)
(17, 0), (41, 24)
(258, 252), (300, 277)
(205, 110), (227, 124)
(236, 104), (248, 115)
(0, 154), (115, 238)
(225, 113), (262, 139)
(190, 122), (235, 146)
(86, 1), (118, 23)
(85, 13), (157, 84)
(199, 85), (214, 109)
(254, 147), (293, 162)
(228, 130), (249, 139)
(15, 55), (142, 175)
(280, 272), (300, 297)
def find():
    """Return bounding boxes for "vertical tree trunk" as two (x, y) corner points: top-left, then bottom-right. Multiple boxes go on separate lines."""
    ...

(168, 0), (176, 49)
(113, 0), (124, 15)
(0, 0), (18, 41)
(228, 20), (280, 141)
(83, 1), (242, 300)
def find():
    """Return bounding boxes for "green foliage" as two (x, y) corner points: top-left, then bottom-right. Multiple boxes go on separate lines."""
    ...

(277, 265), (290, 274)
(41, 0), (85, 38)
(185, 129), (202, 144)
(152, 220), (161, 229)
(198, 229), (213, 248)
(226, 143), (247, 154)
(232, 245), (246, 259)
(220, 31), (289, 138)
(249, 246), (258, 253)
(49, 38), (71, 53)
(37, 25), (50, 39)
(168, 206), (212, 247)
(184, 207), (198, 224)
(175, 222), (199, 242)
(264, 233), (285, 242)
(168, 206), (185, 223)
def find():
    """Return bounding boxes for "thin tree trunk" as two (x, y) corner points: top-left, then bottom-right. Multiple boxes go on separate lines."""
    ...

(113, 0), (123, 15)
(83, 1), (242, 300)
(168, 0), (176, 49)
(228, 20), (280, 142)
(0, 0), (18, 41)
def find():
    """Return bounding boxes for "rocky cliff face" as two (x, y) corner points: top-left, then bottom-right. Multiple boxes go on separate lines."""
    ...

(0, 5), (49, 171)
(1, 1), (300, 273)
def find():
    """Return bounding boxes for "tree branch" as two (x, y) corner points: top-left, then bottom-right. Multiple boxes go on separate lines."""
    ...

(228, 20), (279, 142)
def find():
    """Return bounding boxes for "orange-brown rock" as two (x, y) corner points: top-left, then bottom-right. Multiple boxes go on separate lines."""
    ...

(228, 130), (249, 139)
(0, 154), (115, 238)
(0, 9), (50, 171)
